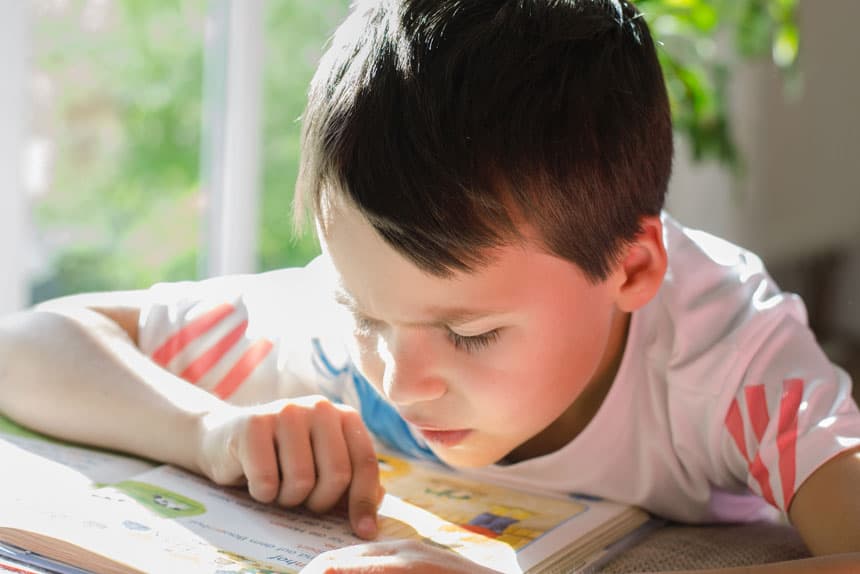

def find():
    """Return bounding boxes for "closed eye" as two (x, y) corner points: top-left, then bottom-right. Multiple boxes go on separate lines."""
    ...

(446, 329), (501, 353)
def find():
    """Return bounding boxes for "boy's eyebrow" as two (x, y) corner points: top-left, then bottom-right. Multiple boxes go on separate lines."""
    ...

(333, 288), (500, 326)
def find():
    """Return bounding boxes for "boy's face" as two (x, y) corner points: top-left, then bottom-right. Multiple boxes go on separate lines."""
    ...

(320, 199), (630, 468)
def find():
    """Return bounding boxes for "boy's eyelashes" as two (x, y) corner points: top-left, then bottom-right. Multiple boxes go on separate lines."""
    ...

(446, 328), (501, 353)
(351, 313), (501, 353)
(353, 314), (384, 336)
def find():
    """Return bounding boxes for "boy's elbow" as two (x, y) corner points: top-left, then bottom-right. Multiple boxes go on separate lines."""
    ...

(0, 310), (46, 415)
(36, 291), (143, 344)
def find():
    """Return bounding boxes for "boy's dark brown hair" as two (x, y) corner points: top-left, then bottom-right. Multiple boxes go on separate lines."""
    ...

(296, 0), (673, 282)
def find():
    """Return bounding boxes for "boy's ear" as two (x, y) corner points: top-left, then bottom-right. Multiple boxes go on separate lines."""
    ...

(613, 216), (667, 312)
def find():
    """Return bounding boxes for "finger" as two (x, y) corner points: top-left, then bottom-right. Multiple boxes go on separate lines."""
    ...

(301, 543), (405, 574)
(274, 403), (317, 507)
(305, 400), (353, 514)
(237, 415), (279, 503)
(302, 554), (407, 574)
(330, 480), (383, 514)
(341, 407), (382, 540)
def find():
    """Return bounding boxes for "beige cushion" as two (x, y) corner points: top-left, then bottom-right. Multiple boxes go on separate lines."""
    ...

(599, 522), (810, 572)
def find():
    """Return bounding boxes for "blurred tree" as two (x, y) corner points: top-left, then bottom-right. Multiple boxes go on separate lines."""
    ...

(636, 0), (799, 167)
(31, 0), (206, 300)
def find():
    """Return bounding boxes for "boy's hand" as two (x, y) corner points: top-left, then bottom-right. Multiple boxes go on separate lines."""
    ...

(195, 396), (382, 539)
(301, 540), (503, 573)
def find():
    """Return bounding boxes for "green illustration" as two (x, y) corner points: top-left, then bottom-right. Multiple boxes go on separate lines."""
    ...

(0, 414), (56, 442)
(114, 480), (206, 518)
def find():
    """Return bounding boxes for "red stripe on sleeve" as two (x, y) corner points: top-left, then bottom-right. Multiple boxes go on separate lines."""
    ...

(744, 385), (770, 444)
(151, 303), (235, 367)
(726, 395), (777, 508)
(725, 398), (750, 461)
(777, 378), (804, 510)
(749, 453), (778, 508)
(212, 339), (274, 400)
(180, 320), (249, 383)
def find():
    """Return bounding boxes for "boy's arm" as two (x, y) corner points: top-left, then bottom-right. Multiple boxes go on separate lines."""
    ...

(683, 450), (860, 573)
(0, 292), (219, 470)
(0, 291), (383, 539)
(788, 446), (860, 554)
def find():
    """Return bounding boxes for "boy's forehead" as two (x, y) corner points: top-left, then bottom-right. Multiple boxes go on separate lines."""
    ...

(320, 197), (596, 325)
(331, 282), (509, 326)
(320, 205), (472, 315)
(319, 202), (477, 310)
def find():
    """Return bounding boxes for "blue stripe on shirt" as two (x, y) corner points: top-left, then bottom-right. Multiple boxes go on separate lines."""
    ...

(311, 338), (439, 462)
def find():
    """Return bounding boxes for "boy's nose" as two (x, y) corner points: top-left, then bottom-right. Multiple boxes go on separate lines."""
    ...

(379, 331), (447, 406)
(383, 368), (448, 406)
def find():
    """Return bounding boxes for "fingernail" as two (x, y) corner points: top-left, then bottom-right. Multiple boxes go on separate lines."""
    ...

(358, 515), (377, 538)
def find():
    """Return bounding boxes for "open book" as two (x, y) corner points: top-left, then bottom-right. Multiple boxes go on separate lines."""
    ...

(0, 414), (655, 574)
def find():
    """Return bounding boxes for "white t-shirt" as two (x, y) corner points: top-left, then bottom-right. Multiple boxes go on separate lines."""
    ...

(137, 215), (860, 523)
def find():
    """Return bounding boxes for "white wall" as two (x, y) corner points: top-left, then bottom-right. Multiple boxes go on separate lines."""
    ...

(666, 0), (860, 337)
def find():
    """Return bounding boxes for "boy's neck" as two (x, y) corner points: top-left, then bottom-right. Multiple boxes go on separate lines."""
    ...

(503, 309), (631, 464)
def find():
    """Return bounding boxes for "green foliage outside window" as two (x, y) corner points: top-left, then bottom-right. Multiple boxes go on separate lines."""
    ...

(32, 0), (798, 301)
(636, 0), (799, 167)
(31, 0), (207, 300)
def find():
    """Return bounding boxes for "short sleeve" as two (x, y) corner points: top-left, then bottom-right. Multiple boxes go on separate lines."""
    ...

(720, 308), (860, 514)
(137, 257), (354, 406)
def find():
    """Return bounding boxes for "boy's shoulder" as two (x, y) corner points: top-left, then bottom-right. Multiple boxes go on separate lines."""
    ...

(657, 214), (807, 346)
(138, 255), (349, 360)
(143, 256), (335, 315)
(636, 214), (810, 397)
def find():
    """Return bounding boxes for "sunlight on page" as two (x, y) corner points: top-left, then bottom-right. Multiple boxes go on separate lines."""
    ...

(0, 439), (94, 493)
(378, 495), (522, 574)
(2, 420), (646, 574)
(0, 415), (156, 485)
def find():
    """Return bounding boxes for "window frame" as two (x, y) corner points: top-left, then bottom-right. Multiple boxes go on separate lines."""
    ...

(0, 0), (31, 313)
(200, 0), (266, 279)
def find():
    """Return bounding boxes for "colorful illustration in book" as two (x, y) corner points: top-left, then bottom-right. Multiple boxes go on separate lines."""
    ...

(113, 481), (206, 518)
(377, 454), (587, 551)
(215, 550), (287, 574)
(378, 454), (411, 480)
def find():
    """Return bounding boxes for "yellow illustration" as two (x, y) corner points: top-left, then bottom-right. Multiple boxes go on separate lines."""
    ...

(377, 454), (586, 551)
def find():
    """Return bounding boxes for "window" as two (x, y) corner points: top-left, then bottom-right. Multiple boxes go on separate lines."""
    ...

(259, 0), (350, 272)
(27, 0), (207, 303)
(4, 0), (350, 313)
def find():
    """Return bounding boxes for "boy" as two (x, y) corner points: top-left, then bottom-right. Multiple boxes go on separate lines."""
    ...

(1, 0), (859, 572)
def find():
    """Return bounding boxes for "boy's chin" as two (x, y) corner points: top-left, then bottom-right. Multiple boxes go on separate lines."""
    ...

(428, 443), (510, 469)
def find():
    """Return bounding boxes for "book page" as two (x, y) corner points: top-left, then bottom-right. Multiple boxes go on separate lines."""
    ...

(1, 417), (645, 573)
(98, 462), (528, 573)
(112, 465), (364, 573)
(375, 454), (646, 572)
(0, 415), (156, 486)
(1, 482), (292, 574)
(88, 454), (634, 573)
